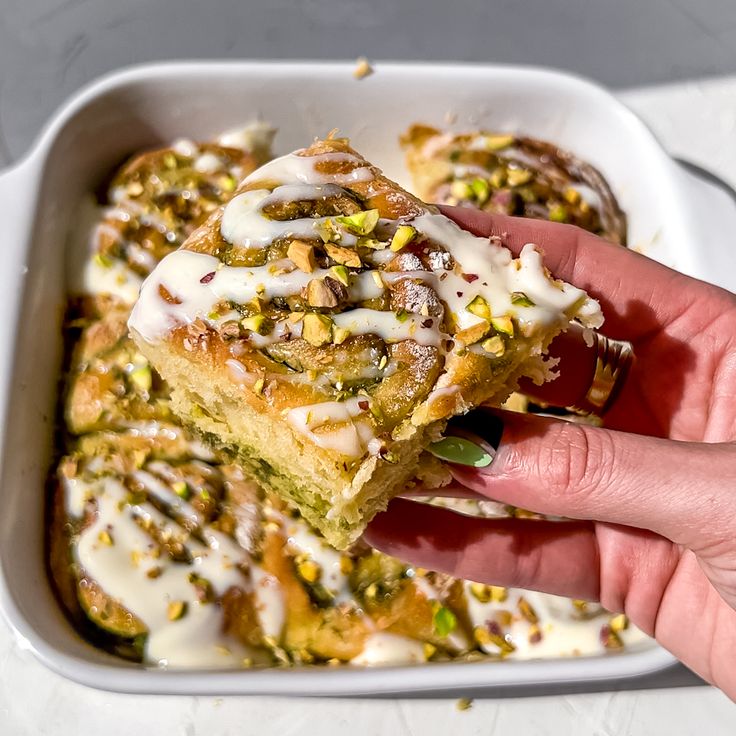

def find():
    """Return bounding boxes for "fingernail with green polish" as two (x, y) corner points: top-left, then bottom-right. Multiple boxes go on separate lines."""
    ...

(428, 413), (504, 469)
(428, 436), (495, 468)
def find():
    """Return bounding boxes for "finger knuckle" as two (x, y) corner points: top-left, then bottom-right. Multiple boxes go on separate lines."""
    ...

(538, 422), (615, 503)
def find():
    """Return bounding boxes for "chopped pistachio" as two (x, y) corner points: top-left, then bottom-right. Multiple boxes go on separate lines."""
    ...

(483, 134), (515, 151)
(549, 203), (568, 223)
(218, 174), (237, 192)
(423, 642), (437, 660)
(474, 625), (515, 654)
(307, 277), (340, 308)
(188, 573), (215, 603)
(491, 315), (514, 336)
(313, 218), (340, 243)
(456, 698), (473, 712)
(450, 180), (473, 200)
(601, 624), (624, 650)
(172, 481), (190, 500)
(518, 597), (539, 624)
(506, 168), (533, 187)
(93, 252), (113, 269)
(563, 186), (582, 205)
(336, 209), (379, 236)
(510, 291), (535, 307)
(481, 335), (506, 357)
(163, 152), (177, 169)
(339, 556), (354, 575)
(302, 313), (333, 346)
(98, 530), (114, 546)
(287, 239), (317, 273)
(469, 582), (492, 603)
(353, 57), (373, 79)
(329, 264), (350, 286)
(253, 377), (265, 395)
(455, 320), (491, 345)
(466, 295), (491, 320)
(167, 600), (187, 621)
(324, 242), (361, 268)
(297, 559), (321, 584)
(395, 309), (410, 323)
(432, 603), (457, 638)
(390, 224), (417, 252)
(129, 364), (152, 393)
(241, 313), (270, 335)
(470, 178), (490, 204)
(288, 311), (305, 324)
(333, 327), (351, 345)
(610, 613), (629, 633)
(489, 167), (507, 188)
(358, 237), (388, 250)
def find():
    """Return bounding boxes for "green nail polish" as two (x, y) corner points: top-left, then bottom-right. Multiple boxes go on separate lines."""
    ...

(428, 436), (494, 468)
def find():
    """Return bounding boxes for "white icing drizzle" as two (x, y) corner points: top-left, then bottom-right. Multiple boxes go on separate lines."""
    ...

(286, 396), (374, 458)
(71, 477), (257, 668)
(128, 145), (602, 466)
(250, 565), (286, 640)
(193, 152), (224, 174)
(282, 517), (354, 604)
(462, 583), (647, 659)
(350, 633), (426, 666)
(217, 121), (276, 156)
(82, 250), (143, 305)
(244, 151), (374, 186)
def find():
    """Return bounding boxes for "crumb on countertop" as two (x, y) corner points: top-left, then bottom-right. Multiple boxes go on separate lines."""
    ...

(353, 57), (374, 80)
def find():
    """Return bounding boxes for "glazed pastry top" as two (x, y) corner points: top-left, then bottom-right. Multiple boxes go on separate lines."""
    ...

(129, 139), (602, 459)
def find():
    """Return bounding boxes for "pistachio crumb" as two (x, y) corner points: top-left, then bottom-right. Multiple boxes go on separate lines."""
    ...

(490, 315), (514, 337)
(325, 242), (361, 268)
(302, 313), (333, 346)
(287, 239), (317, 273)
(336, 209), (379, 236)
(353, 57), (374, 80)
(98, 530), (114, 546)
(167, 600), (187, 621)
(390, 224), (417, 252)
(466, 295), (491, 320)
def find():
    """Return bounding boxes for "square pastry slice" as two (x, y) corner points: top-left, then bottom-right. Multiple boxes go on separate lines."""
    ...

(129, 137), (602, 548)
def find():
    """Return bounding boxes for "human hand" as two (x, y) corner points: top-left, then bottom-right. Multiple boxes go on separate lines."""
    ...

(365, 207), (736, 697)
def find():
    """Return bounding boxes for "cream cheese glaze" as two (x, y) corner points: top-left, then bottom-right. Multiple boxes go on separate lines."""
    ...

(66, 475), (259, 668)
(129, 149), (601, 352)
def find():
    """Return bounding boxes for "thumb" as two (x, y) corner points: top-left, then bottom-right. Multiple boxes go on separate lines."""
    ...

(435, 409), (735, 548)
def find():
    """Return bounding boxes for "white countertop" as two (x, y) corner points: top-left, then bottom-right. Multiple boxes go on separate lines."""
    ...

(2, 76), (736, 734)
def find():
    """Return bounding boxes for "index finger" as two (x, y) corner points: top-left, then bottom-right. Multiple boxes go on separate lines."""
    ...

(439, 206), (705, 341)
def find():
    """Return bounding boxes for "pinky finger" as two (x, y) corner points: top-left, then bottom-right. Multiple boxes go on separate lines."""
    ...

(364, 498), (601, 600)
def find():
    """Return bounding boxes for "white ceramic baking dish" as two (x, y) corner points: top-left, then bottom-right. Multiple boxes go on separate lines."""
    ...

(1, 61), (734, 696)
